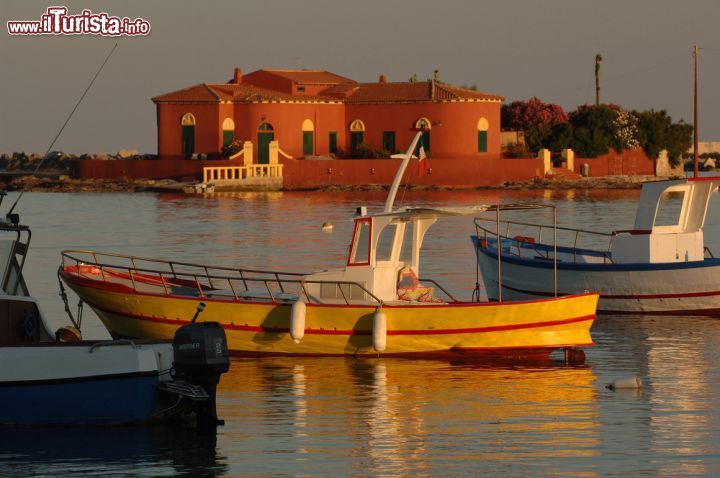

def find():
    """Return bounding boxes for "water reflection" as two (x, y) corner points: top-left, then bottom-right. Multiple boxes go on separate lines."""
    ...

(0, 426), (227, 477)
(217, 358), (599, 475)
(643, 317), (720, 476)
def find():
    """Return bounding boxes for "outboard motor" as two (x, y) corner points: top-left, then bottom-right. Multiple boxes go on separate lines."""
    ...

(172, 303), (230, 427)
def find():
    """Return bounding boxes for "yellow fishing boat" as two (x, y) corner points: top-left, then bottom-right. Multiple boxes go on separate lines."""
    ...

(59, 132), (598, 360)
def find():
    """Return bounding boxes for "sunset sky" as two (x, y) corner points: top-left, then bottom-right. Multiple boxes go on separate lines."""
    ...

(2, 0), (719, 154)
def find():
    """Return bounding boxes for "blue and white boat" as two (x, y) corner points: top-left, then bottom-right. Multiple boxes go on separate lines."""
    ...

(473, 177), (720, 316)
(0, 206), (229, 426)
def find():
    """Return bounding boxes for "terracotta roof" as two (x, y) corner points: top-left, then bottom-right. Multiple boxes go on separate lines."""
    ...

(153, 83), (341, 104)
(435, 83), (504, 102)
(322, 80), (503, 103)
(153, 78), (501, 104)
(151, 84), (222, 103)
(259, 69), (356, 85)
(210, 84), (336, 103)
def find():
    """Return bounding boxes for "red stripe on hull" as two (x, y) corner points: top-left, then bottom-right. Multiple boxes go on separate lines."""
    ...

(501, 282), (720, 301)
(87, 300), (594, 337)
(597, 308), (720, 317)
(100, 335), (587, 362)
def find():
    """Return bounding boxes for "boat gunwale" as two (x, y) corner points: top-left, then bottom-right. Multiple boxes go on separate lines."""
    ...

(59, 266), (599, 309)
(474, 237), (720, 272)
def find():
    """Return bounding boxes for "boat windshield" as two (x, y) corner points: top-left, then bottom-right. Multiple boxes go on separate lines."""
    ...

(348, 218), (371, 266)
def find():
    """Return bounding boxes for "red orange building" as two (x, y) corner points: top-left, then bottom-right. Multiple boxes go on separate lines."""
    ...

(152, 68), (504, 162)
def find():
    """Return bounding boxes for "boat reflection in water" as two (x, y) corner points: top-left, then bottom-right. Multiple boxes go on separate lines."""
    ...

(216, 357), (599, 475)
(0, 426), (228, 477)
(641, 316), (720, 476)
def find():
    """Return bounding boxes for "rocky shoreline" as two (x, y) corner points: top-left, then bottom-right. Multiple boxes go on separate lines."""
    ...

(0, 150), (153, 171)
(0, 151), (685, 193)
(0, 173), (670, 193)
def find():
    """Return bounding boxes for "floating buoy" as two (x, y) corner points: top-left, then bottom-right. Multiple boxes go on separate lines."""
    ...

(321, 222), (333, 231)
(606, 376), (642, 390)
(372, 309), (387, 352)
(290, 300), (306, 344)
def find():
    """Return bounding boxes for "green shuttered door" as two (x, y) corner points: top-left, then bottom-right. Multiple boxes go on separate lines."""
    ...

(303, 131), (314, 155)
(478, 131), (488, 152)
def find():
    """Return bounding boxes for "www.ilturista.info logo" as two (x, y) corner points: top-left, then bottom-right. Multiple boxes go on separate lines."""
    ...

(7, 6), (150, 36)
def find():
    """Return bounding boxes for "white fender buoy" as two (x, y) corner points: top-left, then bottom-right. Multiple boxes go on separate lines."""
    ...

(290, 300), (306, 344)
(606, 376), (642, 390)
(372, 309), (387, 352)
(321, 222), (333, 232)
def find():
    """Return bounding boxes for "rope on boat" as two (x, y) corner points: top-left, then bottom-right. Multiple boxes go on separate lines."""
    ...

(471, 223), (482, 302)
(58, 269), (83, 331)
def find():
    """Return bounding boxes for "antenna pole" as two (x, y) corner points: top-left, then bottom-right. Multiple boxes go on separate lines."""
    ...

(694, 45), (699, 178)
(7, 43), (118, 216)
(384, 131), (423, 213)
(595, 54), (602, 107)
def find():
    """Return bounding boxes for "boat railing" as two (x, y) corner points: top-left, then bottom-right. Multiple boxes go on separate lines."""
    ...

(60, 250), (384, 307)
(473, 217), (614, 264)
(417, 278), (459, 302)
(469, 204), (559, 300)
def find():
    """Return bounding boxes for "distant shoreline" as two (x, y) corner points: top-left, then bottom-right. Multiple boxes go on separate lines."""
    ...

(0, 174), (670, 193)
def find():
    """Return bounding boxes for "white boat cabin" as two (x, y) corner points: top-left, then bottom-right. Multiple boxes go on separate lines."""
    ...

(611, 177), (720, 264)
(304, 206), (488, 303)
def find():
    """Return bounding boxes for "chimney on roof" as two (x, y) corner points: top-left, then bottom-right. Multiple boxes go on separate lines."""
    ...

(233, 68), (242, 84)
(379, 74), (387, 84)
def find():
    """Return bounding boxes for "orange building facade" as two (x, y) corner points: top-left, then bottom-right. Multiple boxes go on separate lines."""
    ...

(152, 68), (504, 162)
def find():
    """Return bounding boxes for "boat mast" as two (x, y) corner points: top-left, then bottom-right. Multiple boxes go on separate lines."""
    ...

(694, 44), (699, 178)
(384, 131), (424, 213)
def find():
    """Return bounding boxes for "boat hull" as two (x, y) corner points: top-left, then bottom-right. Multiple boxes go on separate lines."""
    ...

(0, 373), (160, 425)
(0, 343), (172, 426)
(475, 239), (720, 316)
(60, 268), (597, 358)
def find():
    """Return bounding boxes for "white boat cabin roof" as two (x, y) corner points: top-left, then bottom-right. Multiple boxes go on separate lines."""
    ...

(633, 177), (720, 233)
(611, 177), (720, 264)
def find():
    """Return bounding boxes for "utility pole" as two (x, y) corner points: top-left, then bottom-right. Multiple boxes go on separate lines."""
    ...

(595, 54), (602, 106)
(694, 45), (699, 178)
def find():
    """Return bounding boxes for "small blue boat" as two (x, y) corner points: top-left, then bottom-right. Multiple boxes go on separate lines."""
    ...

(473, 177), (720, 316)
(0, 197), (230, 426)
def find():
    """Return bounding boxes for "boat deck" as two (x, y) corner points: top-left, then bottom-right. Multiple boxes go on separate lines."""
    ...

(62, 265), (451, 307)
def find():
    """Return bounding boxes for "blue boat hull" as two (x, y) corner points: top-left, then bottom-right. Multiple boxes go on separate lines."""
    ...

(473, 236), (720, 316)
(0, 373), (160, 425)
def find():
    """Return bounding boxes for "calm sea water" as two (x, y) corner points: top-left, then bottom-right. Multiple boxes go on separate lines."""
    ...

(3, 189), (720, 476)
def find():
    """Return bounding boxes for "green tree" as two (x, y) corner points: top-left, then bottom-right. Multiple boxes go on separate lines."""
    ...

(667, 121), (693, 166)
(544, 122), (574, 152)
(633, 110), (693, 167)
(568, 105), (617, 157)
(633, 109), (669, 160)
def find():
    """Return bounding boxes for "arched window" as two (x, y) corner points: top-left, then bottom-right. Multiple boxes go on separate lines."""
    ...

(181, 113), (196, 158)
(414, 118), (431, 130)
(414, 117), (431, 153)
(477, 117), (489, 153)
(302, 119), (314, 156)
(222, 118), (235, 147)
(349, 119), (365, 153)
(257, 122), (274, 164)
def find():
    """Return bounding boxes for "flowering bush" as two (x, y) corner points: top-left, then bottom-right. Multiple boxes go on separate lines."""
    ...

(612, 109), (640, 150)
(501, 97), (568, 153)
